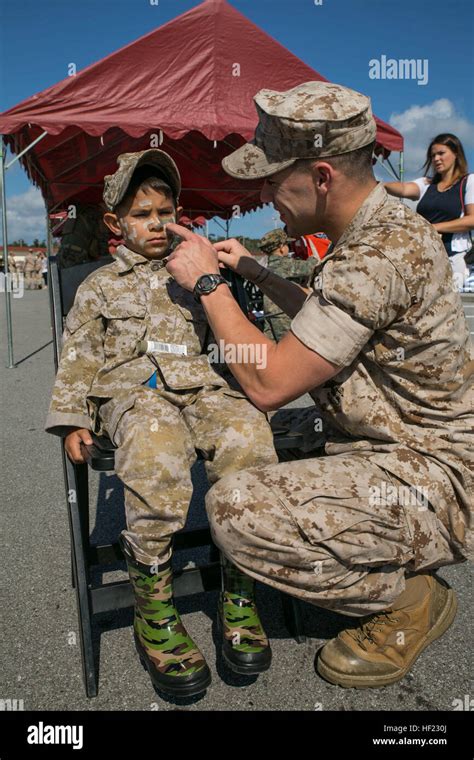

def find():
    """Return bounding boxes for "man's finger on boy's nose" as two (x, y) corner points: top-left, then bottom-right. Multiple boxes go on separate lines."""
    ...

(164, 222), (198, 241)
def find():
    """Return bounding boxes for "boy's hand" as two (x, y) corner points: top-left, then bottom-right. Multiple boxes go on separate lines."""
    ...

(64, 428), (93, 464)
(165, 223), (220, 291)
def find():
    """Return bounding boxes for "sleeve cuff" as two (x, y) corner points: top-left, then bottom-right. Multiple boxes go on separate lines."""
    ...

(45, 412), (92, 437)
(290, 293), (373, 366)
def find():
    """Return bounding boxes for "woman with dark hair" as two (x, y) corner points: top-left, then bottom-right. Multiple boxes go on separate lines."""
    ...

(385, 134), (474, 287)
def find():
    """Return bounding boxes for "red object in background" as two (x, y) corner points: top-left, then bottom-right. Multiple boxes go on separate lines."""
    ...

(304, 234), (331, 259)
(291, 234), (330, 260)
(0, 0), (403, 221)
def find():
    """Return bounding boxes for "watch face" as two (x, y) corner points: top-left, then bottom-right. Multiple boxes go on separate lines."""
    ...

(200, 275), (213, 290)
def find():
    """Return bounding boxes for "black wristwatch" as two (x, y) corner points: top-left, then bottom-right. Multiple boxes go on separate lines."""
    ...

(193, 273), (228, 301)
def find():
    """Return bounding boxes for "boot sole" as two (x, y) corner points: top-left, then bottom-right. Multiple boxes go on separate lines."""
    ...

(138, 654), (211, 698)
(216, 611), (272, 675)
(316, 586), (458, 689)
(222, 647), (272, 676)
(135, 635), (211, 698)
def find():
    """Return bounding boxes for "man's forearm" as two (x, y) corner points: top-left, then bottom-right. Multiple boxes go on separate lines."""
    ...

(200, 283), (276, 403)
(237, 257), (309, 318)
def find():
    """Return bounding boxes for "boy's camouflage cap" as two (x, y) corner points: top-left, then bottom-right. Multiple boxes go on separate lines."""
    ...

(258, 228), (291, 253)
(222, 81), (377, 180)
(103, 149), (181, 210)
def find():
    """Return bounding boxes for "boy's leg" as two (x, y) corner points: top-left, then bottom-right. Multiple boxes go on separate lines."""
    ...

(100, 385), (196, 564)
(181, 386), (278, 482)
(98, 385), (211, 696)
(182, 386), (278, 674)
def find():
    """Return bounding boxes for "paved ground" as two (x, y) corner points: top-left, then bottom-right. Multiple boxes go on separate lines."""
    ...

(0, 289), (472, 712)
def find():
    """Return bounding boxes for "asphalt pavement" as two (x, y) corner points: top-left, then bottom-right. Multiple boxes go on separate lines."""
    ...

(0, 289), (471, 712)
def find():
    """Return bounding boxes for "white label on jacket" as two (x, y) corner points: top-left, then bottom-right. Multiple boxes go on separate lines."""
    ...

(146, 341), (188, 356)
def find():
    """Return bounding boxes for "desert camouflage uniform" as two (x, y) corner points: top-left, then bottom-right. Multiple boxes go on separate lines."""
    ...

(256, 229), (314, 340)
(33, 253), (44, 289)
(8, 255), (23, 276)
(207, 182), (474, 617)
(24, 251), (38, 289)
(45, 244), (277, 564)
(263, 254), (315, 340)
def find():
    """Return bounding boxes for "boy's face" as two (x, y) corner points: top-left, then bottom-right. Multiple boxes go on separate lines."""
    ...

(103, 187), (183, 260)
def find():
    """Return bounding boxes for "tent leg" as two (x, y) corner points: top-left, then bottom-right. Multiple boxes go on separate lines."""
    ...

(0, 138), (15, 369)
(399, 150), (404, 183)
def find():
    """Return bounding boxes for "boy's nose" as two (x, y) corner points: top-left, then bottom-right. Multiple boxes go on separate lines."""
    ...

(145, 218), (164, 230)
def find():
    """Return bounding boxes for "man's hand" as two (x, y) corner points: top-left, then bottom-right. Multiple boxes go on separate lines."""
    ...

(213, 238), (254, 275)
(165, 223), (220, 291)
(65, 428), (93, 464)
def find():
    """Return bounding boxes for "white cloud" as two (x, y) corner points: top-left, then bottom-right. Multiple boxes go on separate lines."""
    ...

(6, 186), (46, 243)
(388, 98), (474, 178)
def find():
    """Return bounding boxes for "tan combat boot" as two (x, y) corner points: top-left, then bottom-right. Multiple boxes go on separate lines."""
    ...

(316, 572), (457, 688)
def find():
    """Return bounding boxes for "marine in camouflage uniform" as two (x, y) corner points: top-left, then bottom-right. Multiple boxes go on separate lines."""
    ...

(33, 251), (44, 289)
(24, 249), (38, 289)
(258, 228), (315, 340)
(202, 80), (474, 688)
(46, 149), (276, 697)
(8, 255), (22, 275)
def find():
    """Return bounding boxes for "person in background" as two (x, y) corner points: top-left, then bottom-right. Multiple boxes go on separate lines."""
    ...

(33, 250), (44, 289)
(385, 134), (474, 288)
(258, 228), (315, 341)
(39, 251), (48, 288)
(24, 248), (38, 289)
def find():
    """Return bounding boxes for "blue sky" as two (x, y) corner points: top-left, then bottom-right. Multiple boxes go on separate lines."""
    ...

(1, 0), (473, 242)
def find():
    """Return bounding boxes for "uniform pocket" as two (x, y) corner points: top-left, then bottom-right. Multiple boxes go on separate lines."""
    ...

(175, 302), (209, 353)
(99, 393), (137, 446)
(102, 301), (148, 357)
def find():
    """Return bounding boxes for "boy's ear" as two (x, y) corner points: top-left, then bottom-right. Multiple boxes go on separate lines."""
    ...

(175, 205), (183, 222)
(103, 212), (122, 237)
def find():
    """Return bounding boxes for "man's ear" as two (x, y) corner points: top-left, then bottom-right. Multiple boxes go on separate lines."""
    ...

(314, 162), (333, 189)
(103, 212), (122, 237)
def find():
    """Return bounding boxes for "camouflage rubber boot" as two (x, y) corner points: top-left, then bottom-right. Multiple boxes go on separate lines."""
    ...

(217, 553), (272, 674)
(120, 536), (211, 697)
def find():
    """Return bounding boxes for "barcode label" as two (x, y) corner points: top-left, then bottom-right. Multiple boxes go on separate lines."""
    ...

(147, 341), (188, 356)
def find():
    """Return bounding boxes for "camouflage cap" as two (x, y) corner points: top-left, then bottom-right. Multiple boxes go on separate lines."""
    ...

(258, 228), (290, 254)
(222, 81), (377, 180)
(103, 149), (181, 211)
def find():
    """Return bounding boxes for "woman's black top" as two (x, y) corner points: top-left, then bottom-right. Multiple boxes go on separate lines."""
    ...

(417, 177), (464, 256)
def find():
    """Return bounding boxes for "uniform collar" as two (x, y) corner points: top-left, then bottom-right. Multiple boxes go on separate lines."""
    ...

(332, 181), (388, 251)
(320, 182), (388, 265)
(114, 244), (169, 274)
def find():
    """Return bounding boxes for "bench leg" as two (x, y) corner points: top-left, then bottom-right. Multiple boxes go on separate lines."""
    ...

(62, 447), (98, 697)
(281, 593), (307, 644)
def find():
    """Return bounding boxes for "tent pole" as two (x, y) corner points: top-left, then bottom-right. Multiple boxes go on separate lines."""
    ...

(5, 130), (48, 169)
(375, 154), (399, 181)
(46, 208), (53, 257)
(399, 150), (404, 183)
(0, 138), (15, 368)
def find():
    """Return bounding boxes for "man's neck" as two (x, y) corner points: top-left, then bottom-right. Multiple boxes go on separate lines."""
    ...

(322, 179), (378, 244)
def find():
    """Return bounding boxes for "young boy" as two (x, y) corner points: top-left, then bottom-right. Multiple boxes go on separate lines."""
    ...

(45, 150), (278, 698)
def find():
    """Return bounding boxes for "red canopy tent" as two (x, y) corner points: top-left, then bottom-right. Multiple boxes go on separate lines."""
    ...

(0, 0), (402, 219)
(0, 0), (403, 366)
